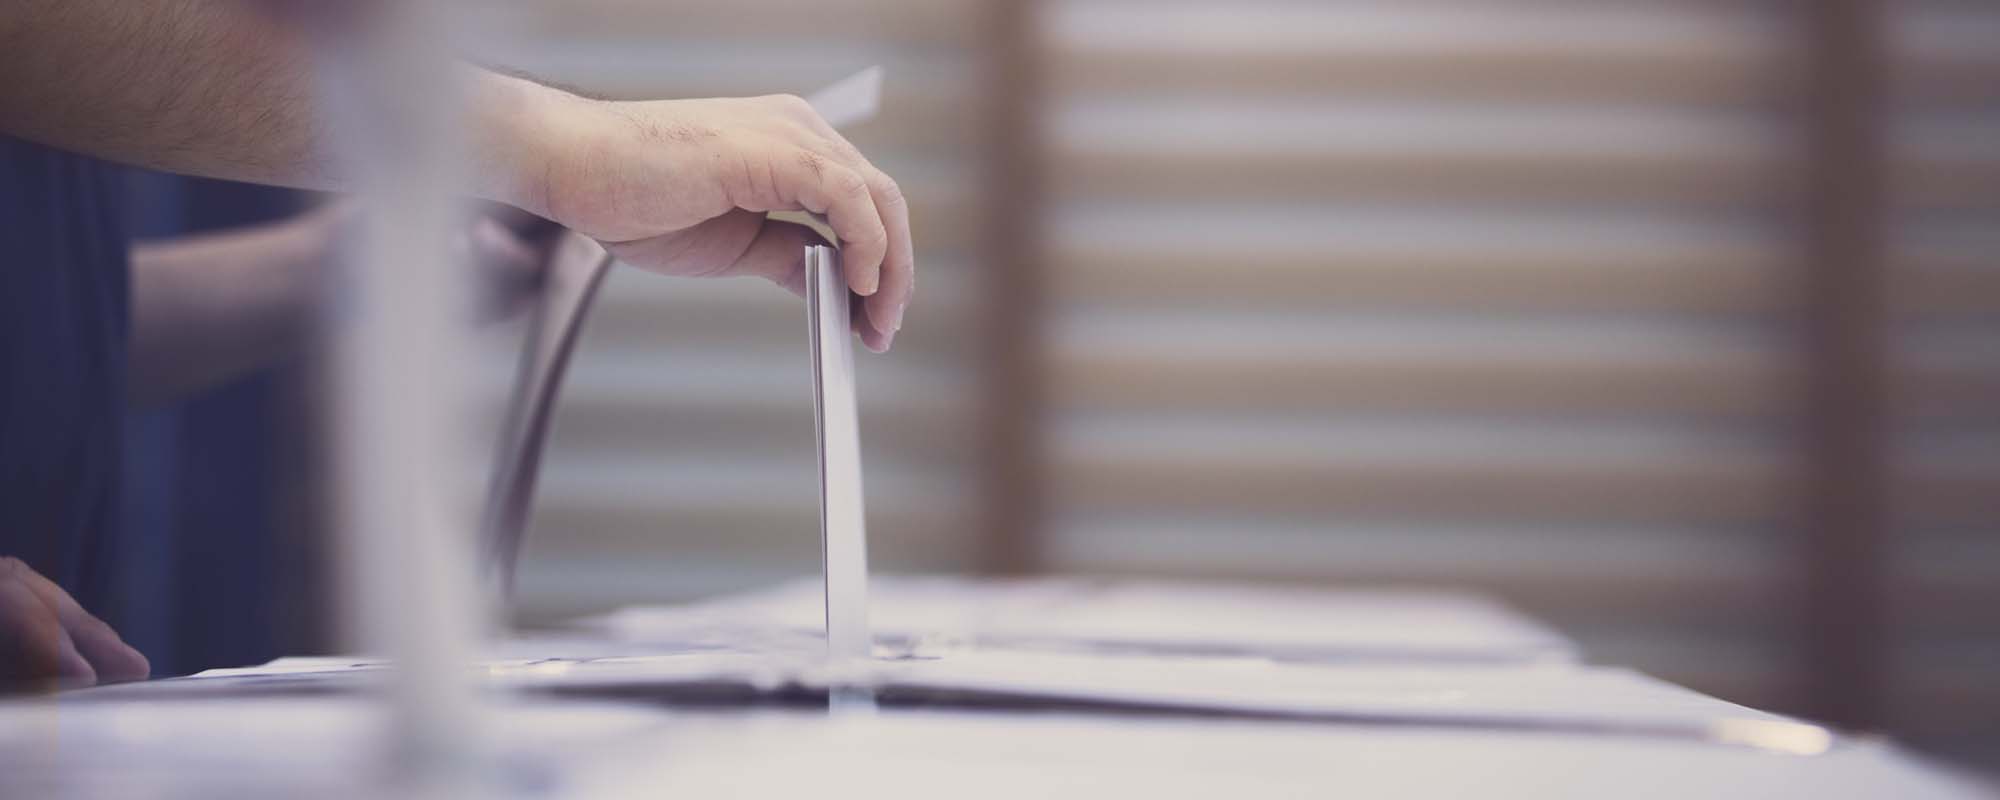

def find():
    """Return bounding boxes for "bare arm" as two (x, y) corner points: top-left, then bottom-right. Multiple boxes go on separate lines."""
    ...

(2, 0), (914, 349)
(126, 205), (334, 406)
(0, 1), (336, 189)
(129, 203), (547, 406)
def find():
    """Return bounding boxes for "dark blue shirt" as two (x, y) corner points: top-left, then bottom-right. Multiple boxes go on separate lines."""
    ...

(0, 136), (127, 606)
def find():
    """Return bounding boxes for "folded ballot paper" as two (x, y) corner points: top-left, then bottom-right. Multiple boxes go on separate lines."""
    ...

(806, 244), (871, 663)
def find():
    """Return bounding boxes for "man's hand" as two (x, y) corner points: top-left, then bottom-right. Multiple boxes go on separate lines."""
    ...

(492, 83), (916, 353)
(0, 2), (914, 349)
(0, 557), (149, 690)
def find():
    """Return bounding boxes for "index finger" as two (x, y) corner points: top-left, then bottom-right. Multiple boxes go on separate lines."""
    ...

(10, 559), (148, 683)
(0, 559), (91, 686)
(773, 148), (890, 297)
(793, 125), (915, 340)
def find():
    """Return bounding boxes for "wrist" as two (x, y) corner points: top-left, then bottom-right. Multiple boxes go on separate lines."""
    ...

(468, 71), (586, 219)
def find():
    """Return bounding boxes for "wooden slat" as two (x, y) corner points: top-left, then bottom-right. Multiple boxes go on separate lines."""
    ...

(1043, 531), (1797, 621)
(1896, 154), (2000, 211)
(531, 497), (974, 563)
(1894, 2), (2000, 105)
(1045, 207), (1788, 299)
(1895, 465), (2000, 526)
(1046, 101), (1794, 205)
(526, 457), (973, 548)
(1049, 147), (1794, 206)
(1046, 136), (1995, 209)
(1045, 1), (1793, 103)
(1049, 245), (1787, 314)
(1895, 249), (2000, 317)
(514, 0), (981, 44)
(544, 386), (972, 465)
(1050, 426), (1788, 524)
(1040, 313), (1997, 420)
(1051, 343), (1782, 417)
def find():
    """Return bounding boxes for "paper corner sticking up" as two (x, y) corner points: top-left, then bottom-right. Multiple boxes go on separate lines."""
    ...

(805, 65), (884, 130)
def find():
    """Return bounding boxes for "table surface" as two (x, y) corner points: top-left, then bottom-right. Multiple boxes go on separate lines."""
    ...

(3, 575), (1988, 799)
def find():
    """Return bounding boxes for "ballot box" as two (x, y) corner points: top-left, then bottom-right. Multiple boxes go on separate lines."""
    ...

(4, 576), (1989, 799)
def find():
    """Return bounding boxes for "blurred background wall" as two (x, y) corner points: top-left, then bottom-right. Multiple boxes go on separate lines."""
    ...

(442, 0), (1991, 771)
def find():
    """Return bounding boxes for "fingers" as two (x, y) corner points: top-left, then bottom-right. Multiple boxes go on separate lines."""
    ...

(772, 147), (889, 300)
(10, 560), (148, 684)
(787, 121), (915, 344)
(0, 557), (94, 689)
(864, 176), (913, 346)
(853, 290), (891, 354)
(734, 216), (834, 299)
(720, 216), (884, 347)
(828, 153), (910, 346)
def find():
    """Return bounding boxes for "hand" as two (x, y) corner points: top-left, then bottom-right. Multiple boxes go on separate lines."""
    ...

(0, 557), (148, 690)
(498, 83), (916, 352)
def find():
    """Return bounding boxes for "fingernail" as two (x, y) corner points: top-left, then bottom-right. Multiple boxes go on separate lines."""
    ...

(887, 301), (906, 332)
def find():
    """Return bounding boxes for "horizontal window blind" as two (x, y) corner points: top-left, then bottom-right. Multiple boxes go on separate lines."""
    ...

(1040, 0), (1814, 713)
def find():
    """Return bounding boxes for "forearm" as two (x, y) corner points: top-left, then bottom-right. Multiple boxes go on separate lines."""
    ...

(0, 0), (559, 209)
(0, 1), (334, 188)
(127, 207), (337, 406)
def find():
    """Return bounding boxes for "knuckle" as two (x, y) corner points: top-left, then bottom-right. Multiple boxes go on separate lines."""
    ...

(831, 169), (871, 202)
(771, 93), (812, 115)
(827, 138), (864, 164)
(795, 149), (828, 179)
(0, 556), (20, 579)
(873, 175), (907, 209)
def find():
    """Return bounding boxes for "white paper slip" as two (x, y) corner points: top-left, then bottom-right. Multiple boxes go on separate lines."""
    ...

(805, 65), (883, 129)
(807, 244), (871, 662)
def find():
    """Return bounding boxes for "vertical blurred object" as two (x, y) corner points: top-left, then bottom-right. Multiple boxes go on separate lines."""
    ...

(1883, 0), (2000, 769)
(312, 0), (491, 791)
